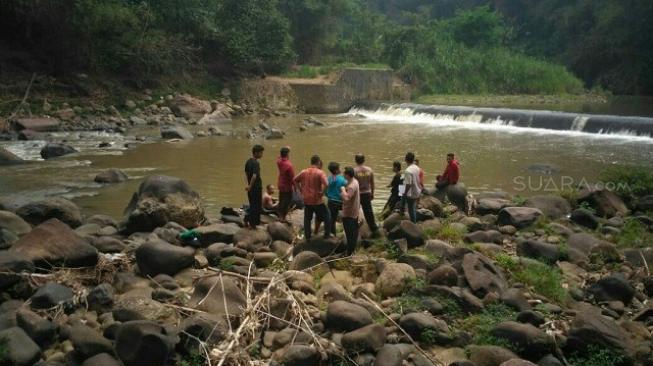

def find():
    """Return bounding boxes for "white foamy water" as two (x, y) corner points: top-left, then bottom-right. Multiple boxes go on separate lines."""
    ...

(347, 106), (653, 142)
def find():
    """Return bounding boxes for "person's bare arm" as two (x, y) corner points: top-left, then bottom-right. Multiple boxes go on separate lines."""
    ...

(370, 171), (375, 199)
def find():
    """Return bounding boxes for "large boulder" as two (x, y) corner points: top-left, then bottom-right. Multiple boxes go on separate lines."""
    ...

(490, 321), (553, 359)
(570, 208), (600, 230)
(16, 197), (82, 228)
(267, 222), (294, 243)
(578, 186), (628, 218)
(376, 263), (416, 298)
(168, 94), (211, 121)
(476, 198), (512, 215)
(122, 175), (206, 233)
(341, 323), (386, 353)
(0, 147), (22, 165)
(40, 142), (77, 159)
(462, 252), (508, 296)
(586, 275), (635, 304)
(516, 240), (565, 264)
(0, 251), (34, 289)
(434, 183), (469, 212)
(497, 207), (543, 229)
(293, 236), (341, 257)
(94, 169), (128, 184)
(419, 196), (444, 217)
(115, 320), (176, 366)
(523, 195), (571, 219)
(326, 300), (373, 332)
(135, 238), (195, 276)
(565, 309), (635, 360)
(399, 312), (452, 344)
(387, 220), (426, 248)
(195, 223), (240, 245)
(9, 218), (98, 267)
(189, 276), (246, 317)
(0, 327), (42, 366)
(0, 210), (31, 236)
(160, 125), (194, 140)
(12, 117), (59, 131)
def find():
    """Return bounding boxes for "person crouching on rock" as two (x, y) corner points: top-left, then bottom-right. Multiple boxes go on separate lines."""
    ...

(294, 155), (331, 240)
(436, 153), (460, 190)
(263, 184), (278, 214)
(340, 166), (361, 256)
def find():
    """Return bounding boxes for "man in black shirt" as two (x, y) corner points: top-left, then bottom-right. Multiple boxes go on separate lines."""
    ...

(245, 144), (264, 229)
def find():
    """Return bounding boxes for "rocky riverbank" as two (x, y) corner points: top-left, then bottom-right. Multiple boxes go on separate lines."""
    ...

(1, 172), (653, 366)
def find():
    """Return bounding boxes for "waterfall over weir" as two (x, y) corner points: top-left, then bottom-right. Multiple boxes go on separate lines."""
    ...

(349, 102), (653, 139)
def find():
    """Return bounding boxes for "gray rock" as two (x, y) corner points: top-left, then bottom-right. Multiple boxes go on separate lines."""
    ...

(376, 263), (416, 298)
(16, 308), (56, 346)
(292, 236), (341, 257)
(326, 300), (373, 332)
(122, 175), (205, 234)
(578, 186), (628, 218)
(427, 264), (458, 286)
(374, 344), (405, 366)
(16, 198), (82, 228)
(135, 238), (195, 277)
(195, 223), (240, 245)
(290, 251), (325, 271)
(399, 312), (452, 344)
(87, 283), (115, 313)
(0, 147), (23, 165)
(516, 240), (565, 264)
(40, 142), (77, 159)
(82, 353), (122, 366)
(189, 276), (246, 317)
(565, 309), (634, 360)
(523, 195), (571, 219)
(68, 323), (113, 359)
(0, 327), (42, 366)
(570, 208), (599, 229)
(94, 169), (128, 183)
(30, 283), (74, 309)
(491, 321), (553, 359)
(115, 320), (176, 366)
(498, 207), (543, 229)
(279, 345), (320, 366)
(342, 323), (386, 353)
(462, 252), (508, 296)
(0, 251), (34, 289)
(387, 220), (426, 248)
(0, 210), (31, 236)
(587, 275), (635, 304)
(476, 198), (512, 215)
(161, 125), (194, 140)
(267, 221), (293, 243)
(468, 345), (520, 366)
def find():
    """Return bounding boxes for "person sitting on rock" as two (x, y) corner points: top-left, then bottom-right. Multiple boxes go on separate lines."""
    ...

(294, 155), (331, 240)
(436, 153), (460, 190)
(263, 184), (278, 214)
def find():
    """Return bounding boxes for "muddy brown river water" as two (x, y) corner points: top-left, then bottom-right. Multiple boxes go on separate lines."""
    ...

(2, 107), (653, 219)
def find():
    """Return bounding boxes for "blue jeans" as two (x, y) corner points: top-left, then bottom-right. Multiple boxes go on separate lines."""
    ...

(401, 196), (418, 223)
(304, 203), (331, 240)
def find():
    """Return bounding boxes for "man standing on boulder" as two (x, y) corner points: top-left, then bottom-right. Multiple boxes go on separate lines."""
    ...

(245, 145), (264, 229)
(436, 153), (460, 190)
(294, 155), (331, 240)
(276, 146), (295, 222)
(340, 166), (361, 256)
(354, 153), (379, 237)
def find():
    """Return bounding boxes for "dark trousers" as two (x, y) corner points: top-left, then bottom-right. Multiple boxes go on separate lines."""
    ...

(360, 193), (378, 232)
(327, 200), (342, 235)
(277, 191), (293, 218)
(246, 187), (262, 226)
(401, 196), (418, 223)
(342, 217), (359, 255)
(304, 203), (331, 240)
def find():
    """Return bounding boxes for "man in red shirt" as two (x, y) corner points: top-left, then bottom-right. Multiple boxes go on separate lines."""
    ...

(294, 155), (331, 239)
(276, 146), (295, 222)
(436, 153), (460, 189)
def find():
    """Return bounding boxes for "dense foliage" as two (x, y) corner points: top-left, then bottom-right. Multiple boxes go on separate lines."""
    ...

(1, 0), (651, 95)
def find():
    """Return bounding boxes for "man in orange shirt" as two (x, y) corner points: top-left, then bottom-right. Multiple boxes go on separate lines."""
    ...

(294, 155), (331, 240)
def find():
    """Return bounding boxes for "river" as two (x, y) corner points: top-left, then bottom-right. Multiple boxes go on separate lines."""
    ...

(2, 102), (653, 220)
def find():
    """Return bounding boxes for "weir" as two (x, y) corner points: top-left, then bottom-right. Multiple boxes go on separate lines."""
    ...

(352, 102), (653, 138)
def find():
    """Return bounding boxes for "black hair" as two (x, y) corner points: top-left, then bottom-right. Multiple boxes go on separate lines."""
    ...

(355, 153), (365, 164)
(415, 158), (420, 164)
(252, 145), (264, 154)
(310, 155), (321, 165)
(344, 166), (355, 178)
(392, 161), (401, 171)
(405, 152), (415, 163)
(447, 153), (455, 158)
(328, 161), (340, 174)
(280, 147), (290, 157)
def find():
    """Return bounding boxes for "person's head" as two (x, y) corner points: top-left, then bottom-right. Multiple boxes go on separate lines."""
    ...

(354, 153), (365, 165)
(310, 155), (321, 167)
(343, 166), (355, 181)
(447, 153), (455, 163)
(328, 161), (341, 175)
(415, 158), (420, 166)
(405, 152), (415, 164)
(266, 184), (276, 194)
(252, 144), (264, 158)
(280, 146), (290, 158)
(392, 161), (401, 173)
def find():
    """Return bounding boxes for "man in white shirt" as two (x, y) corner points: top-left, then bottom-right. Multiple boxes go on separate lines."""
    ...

(401, 152), (422, 223)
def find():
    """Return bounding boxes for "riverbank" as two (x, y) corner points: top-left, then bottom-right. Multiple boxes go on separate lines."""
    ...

(1, 169), (652, 365)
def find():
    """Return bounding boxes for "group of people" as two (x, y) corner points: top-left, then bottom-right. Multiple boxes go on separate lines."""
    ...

(244, 145), (460, 255)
